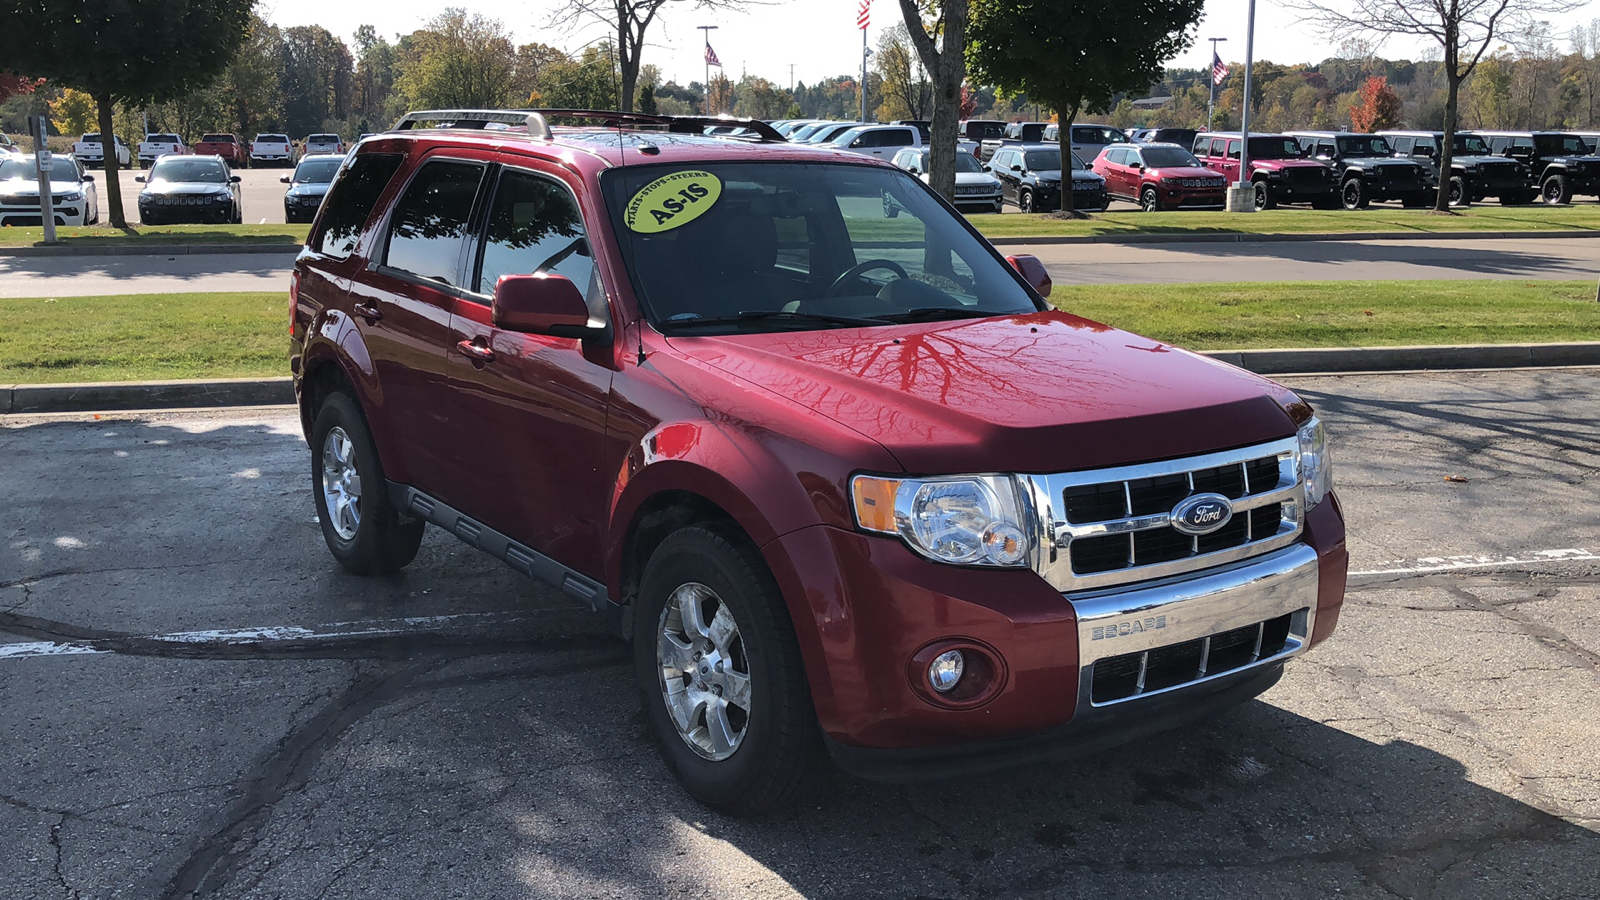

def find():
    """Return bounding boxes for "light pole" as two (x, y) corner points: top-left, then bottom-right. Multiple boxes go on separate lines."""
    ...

(1206, 37), (1227, 130)
(1237, 0), (1257, 205)
(698, 24), (718, 114)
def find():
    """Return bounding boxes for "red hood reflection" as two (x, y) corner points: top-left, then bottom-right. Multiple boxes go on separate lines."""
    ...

(665, 310), (1297, 473)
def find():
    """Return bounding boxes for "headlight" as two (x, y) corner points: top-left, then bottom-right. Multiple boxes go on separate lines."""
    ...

(852, 474), (1032, 567)
(1463, 165), (1479, 174)
(1160, 176), (1179, 186)
(59, 191), (83, 202)
(1297, 417), (1332, 509)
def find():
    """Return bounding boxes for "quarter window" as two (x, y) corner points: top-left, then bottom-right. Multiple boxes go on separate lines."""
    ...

(382, 160), (485, 286)
(473, 168), (599, 306)
(310, 152), (403, 260)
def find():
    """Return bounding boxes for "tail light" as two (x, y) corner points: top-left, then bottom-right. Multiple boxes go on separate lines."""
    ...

(289, 270), (300, 337)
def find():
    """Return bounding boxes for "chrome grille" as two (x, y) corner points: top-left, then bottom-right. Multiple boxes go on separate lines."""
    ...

(1089, 610), (1304, 705)
(1024, 436), (1304, 593)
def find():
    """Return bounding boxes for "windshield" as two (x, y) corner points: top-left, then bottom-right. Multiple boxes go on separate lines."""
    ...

(808, 125), (857, 143)
(602, 162), (1039, 333)
(292, 158), (342, 184)
(954, 153), (983, 173)
(1248, 137), (1303, 159)
(1336, 136), (1392, 157)
(964, 121), (1005, 141)
(1451, 135), (1490, 155)
(1534, 134), (1593, 155)
(150, 158), (228, 183)
(1142, 147), (1200, 168)
(1023, 150), (1061, 171)
(0, 158), (80, 182)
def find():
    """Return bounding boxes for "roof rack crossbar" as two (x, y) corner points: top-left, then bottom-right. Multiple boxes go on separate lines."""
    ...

(392, 110), (551, 139)
(389, 109), (784, 143)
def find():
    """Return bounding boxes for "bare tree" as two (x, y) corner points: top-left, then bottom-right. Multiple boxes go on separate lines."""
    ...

(1288, 0), (1583, 212)
(550, 0), (754, 113)
(897, 0), (970, 204)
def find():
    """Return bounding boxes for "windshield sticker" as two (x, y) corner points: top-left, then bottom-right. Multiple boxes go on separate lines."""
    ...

(624, 170), (722, 233)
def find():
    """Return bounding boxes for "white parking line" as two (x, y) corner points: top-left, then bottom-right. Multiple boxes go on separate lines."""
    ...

(0, 610), (538, 660)
(1351, 548), (1598, 577)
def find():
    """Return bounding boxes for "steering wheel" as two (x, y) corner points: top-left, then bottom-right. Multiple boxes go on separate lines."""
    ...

(826, 259), (909, 298)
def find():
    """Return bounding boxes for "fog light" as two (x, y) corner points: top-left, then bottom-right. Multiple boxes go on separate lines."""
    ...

(928, 650), (965, 693)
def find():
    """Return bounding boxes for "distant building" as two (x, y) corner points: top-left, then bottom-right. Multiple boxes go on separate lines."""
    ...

(1132, 96), (1172, 110)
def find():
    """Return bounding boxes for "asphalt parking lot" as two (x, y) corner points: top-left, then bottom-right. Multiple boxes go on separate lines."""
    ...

(3, 369), (1598, 899)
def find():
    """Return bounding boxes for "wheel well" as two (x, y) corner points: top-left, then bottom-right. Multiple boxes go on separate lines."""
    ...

(299, 359), (353, 439)
(620, 490), (743, 609)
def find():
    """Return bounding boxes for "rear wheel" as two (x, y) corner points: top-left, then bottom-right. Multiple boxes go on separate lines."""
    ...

(634, 525), (816, 817)
(310, 392), (424, 575)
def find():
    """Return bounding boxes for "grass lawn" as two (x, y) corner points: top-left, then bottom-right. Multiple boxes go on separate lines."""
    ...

(970, 205), (1600, 240)
(0, 292), (287, 384)
(1050, 279), (1600, 350)
(0, 223), (308, 249)
(1, 282), (1597, 385)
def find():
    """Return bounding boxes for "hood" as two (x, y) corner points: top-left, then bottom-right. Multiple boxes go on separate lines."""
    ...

(665, 311), (1297, 474)
(1072, 171), (1105, 184)
(1149, 166), (1223, 179)
(1253, 159), (1326, 171)
(141, 180), (232, 196)
(953, 171), (1000, 187)
(1358, 158), (1421, 170)
(286, 183), (332, 199)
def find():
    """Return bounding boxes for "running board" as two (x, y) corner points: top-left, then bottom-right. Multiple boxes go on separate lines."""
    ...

(387, 483), (610, 615)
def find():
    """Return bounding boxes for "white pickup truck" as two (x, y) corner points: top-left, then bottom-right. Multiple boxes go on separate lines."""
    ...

(250, 133), (294, 168)
(72, 133), (131, 168)
(137, 133), (190, 169)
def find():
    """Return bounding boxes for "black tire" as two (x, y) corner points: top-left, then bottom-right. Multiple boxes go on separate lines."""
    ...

(633, 524), (816, 817)
(309, 391), (424, 575)
(1342, 178), (1369, 210)
(1019, 189), (1034, 213)
(1542, 172), (1572, 205)
(1140, 186), (1160, 212)
(1253, 180), (1276, 210)
(1447, 176), (1470, 208)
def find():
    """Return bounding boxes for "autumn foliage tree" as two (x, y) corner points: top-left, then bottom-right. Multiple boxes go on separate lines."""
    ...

(1349, 75), (1402, 131)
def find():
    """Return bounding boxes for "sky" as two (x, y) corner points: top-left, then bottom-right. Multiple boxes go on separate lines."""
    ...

(264, 0), (1600, 91)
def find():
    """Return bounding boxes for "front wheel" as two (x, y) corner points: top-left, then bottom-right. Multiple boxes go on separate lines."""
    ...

(310, 392), (424, 575)
(1253, 180), (1277, 211)
(1447, 176), (1470, 208)
(1543, 172), (1572, 205)
(1342, 178), (1369, 210)
(634, 524), (816, 817)
(1140, 186), (1161, 212)
(1019, 189), (1034, 213)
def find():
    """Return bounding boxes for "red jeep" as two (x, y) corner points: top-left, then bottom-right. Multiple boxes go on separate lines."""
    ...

(1192, 132), (1340, 210)
(289, 109), (1347, 816)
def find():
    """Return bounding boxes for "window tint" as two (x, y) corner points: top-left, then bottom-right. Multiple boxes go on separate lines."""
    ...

(313, 152), (404, 260)
(1104, 148), (1125, 165)
(1206, 138), (1224, 157)
(1071, 126), (1098, 143)
(383, 160), (484, 286)
(884, 129), (914, 147)
(474, 169), (598, 305)
(1226, 141), (1241, 160)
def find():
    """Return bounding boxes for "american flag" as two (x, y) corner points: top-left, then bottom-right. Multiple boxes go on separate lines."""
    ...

(705, 43), (721, 67)
(858, 0), (870, 30)
(1212, 51), (1229, 85)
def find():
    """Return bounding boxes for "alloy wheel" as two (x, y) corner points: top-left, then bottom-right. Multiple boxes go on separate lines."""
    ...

(657, 582), (753, 761)
(320, 426), (362, 540)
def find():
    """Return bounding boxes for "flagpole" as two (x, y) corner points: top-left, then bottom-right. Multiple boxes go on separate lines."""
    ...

(860, 26), (868, 122)
(1207, 37), (1227, 129)
(698, 24), (718, 114)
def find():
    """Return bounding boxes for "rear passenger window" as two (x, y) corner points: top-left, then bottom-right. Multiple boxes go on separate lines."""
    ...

(383, 160), (485, 286)
(473, 168), (598, 305)
(312, 152), (403, 260)
(1226, 141), (1241, 159)
(1209, 138), (1226, 157)
(886, 129), (914, 147)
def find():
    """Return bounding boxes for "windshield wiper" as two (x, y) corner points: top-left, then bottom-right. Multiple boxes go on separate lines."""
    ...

(883, 307), (1004, 322)
(660, 309), (891, 330)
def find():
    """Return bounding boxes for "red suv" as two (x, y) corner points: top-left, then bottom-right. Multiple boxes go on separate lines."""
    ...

(290, 109), (1347, 816)
(1193, 133), (1339, 210)
(1092, 142), (1228, 211)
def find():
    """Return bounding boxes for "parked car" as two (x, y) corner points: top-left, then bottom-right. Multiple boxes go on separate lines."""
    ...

(956, 119), (1004, 157)
(1378, 130), (1534, 206)
(802, 122), (864, 145)
(250, 133), (295, 167)
(788, 121), (841, 143)
(136, 155), (242, 224)
(890, 146), (1003, 213)
(977, 121), (1049, 162)
(280, 153), (344, 223)
(1136, 128), (1199, 149)
(892, 120), (931, 142)
(288, 107), (1344, 817)
(0, 153), (99, 226)
(1285, 131), (1432, 209)
(194, 133), (248, 166)
(304, 133), (346, 155)
(1192, 132), (1339, 210)
(0, 132), (19, 156)
(1470, 131), (1600, 204)
(829, 124), (921, 159)
(137, 133), (190, 168)
(776, 119), (823, 138)
(72, 133), (131, 168)
(1044, 123), (1133, 169)
(1093, 143), (1227, 211)
(989, 142), (1108, 212)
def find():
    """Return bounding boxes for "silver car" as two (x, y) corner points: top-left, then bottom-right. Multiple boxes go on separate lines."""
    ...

(890, 147), (1003, 214)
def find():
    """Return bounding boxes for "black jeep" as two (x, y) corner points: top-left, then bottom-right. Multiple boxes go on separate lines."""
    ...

(1379, 131), (1535, 206)
(1286, 131), (1433, 209)
(1470, 131), (1600, 204)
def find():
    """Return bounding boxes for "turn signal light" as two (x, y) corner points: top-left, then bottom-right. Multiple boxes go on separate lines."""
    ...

(851, 475), (901, 534)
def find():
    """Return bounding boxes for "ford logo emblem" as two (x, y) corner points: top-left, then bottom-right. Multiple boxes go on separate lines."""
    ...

(1171, 493), (1233, 536)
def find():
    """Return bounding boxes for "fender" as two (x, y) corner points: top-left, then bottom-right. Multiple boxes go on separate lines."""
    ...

(297, 309), (409, 484)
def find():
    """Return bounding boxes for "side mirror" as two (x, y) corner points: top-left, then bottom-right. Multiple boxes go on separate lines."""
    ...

(134, 175), (146, 183)
(981, 164), (991, 172)
(1010, 163), (1022, 172)
(1005, 253), (1052, 298)
(492, 273), (604, 339)
(82, 175), (94, 182)
(230, 175), (241, 183)
(280, 175), (290, 183)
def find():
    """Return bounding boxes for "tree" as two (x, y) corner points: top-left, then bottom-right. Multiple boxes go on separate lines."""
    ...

(50, 88), (96, 138)
(0, 74), (42, 106)
(968, 0), (1203, 215)
(876, 23), (932, 121)
(550, 0), (754, 113)
(281, 26), (354, 135)
(897, 0), (971, 206)
(1349, 75), (1403, 130)
(638, 83), (658, 113)
(0, 0), (254, 227)
(1288, 0), (1583, 213)
(397, 9), (518, 110)
(959, 83), (978, 118)
(539, 44), (621, 110)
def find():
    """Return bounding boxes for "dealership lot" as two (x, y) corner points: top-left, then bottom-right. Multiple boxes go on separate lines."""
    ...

(113, 166), (297, 226)
(2, 368), (1596, 898)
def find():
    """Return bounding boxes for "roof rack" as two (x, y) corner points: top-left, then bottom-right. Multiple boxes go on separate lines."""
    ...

(388, 109), (785, 143)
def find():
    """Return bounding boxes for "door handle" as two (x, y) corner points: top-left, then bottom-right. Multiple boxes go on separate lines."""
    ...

(456, 339), (494, 363)
(352, 301), (382, 322)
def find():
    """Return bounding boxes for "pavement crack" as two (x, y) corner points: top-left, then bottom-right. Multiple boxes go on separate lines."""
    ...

(50, 815), (80, 900)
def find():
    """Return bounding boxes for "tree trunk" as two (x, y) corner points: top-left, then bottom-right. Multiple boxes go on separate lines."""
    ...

(618, 21), (635, 112)
(1437, 59), (1460, 213)
(899, 0), (968, 205)
(96, 91), (127, 229)
(1058, 100), (1080, 216)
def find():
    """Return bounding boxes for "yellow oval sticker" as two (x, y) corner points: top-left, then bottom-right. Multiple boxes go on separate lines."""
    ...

(623, 170), (723, 233)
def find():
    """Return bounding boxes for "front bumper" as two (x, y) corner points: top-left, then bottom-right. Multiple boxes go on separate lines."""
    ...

(1157, 185), (1226, 208)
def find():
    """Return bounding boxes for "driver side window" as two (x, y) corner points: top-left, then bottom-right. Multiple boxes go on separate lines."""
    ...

(473, 168), (599, 305)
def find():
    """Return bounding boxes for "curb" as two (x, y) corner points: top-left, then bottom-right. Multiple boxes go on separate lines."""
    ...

(985, 228), (1600, 247)
(0, 242), (301, 258)
(7, 343), (1599, 414)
